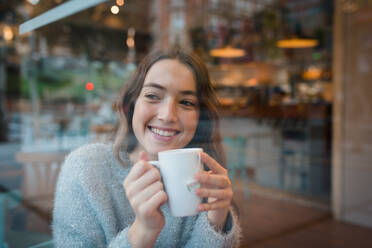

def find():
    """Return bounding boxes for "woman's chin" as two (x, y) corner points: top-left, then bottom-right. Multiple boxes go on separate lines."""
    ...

(145, 145), (179, 156)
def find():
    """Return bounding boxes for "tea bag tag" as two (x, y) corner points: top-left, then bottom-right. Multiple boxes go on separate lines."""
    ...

(186, 181), (200, 192)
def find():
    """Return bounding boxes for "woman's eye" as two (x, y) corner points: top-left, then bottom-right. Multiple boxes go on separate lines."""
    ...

(180, 100), (196, 107)
(144, 94), (160, 100)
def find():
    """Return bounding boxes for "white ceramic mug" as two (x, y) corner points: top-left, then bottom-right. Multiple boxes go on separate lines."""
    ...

(149, 148), (203, 217)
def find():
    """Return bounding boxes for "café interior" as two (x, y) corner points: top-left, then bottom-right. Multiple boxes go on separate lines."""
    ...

(0, 0), (371, 247)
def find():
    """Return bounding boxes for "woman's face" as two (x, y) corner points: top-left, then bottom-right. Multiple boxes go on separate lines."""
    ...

(132, 59), (200, 158)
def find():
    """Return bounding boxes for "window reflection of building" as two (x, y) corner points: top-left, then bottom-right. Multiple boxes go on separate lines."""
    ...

(9, 0), (335, 197)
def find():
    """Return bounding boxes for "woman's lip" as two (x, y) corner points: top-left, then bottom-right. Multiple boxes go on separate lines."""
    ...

(148, 125), (180, 132)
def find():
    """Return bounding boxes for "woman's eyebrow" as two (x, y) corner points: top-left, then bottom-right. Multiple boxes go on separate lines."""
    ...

(143, 82), (197, 96)
(180, 90), (197, 96)
(143, 82), (165, 90)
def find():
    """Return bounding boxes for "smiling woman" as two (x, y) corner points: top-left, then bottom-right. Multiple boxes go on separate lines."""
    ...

(52, 49), (241, 247)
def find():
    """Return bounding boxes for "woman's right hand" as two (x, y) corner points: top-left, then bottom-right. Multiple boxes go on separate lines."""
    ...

(123, 151), (168, 247)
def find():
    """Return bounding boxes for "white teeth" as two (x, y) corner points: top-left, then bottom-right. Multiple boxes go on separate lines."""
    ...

(151, 127), (176, 137)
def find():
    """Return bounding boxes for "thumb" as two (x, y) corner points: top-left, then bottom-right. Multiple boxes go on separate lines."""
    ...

(139, 151), (149, 161)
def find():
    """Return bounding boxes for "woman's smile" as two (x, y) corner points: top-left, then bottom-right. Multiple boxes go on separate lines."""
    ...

(148, 126), (179, 137)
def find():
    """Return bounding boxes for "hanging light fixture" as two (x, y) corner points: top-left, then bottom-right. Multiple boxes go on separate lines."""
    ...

(276, 38), (318, 49)
(208, 0), (245, 59)
(276, 22), (318, 49)
(210, 45), (245, 58)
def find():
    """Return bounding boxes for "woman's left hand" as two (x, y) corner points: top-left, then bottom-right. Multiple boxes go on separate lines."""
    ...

(195, 152), (233, 231)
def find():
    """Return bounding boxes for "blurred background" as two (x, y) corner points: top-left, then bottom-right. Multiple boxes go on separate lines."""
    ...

(0, 0), (371, 247)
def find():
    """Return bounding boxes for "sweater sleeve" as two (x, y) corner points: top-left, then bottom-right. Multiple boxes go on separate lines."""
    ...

(52, 147), (133, 248)
(183, 208), (242, 248)
(107, 228), (131, 248)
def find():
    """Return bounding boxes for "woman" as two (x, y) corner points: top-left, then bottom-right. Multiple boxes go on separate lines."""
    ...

(53, 49), (241, 247)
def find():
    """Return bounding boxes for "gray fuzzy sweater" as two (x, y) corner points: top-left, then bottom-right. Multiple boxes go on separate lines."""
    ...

(53, 143), (241, 247)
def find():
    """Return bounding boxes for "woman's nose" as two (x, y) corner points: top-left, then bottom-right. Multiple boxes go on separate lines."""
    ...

(157, 99), (177, 123)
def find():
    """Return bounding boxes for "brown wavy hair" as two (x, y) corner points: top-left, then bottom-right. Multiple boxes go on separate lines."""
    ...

(113, 49), (226, 167)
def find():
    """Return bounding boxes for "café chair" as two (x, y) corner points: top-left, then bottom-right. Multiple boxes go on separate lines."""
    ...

(279, 128), (309, 192)
(15, 152), (67, 226)
(223, 136), (250, 198)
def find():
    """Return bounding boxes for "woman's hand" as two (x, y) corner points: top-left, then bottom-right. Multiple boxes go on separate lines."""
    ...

(123, 151), (168, 247)
(195, 152), (233, 231)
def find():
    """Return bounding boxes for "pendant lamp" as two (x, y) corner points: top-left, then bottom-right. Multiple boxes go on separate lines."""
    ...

(277, 22), (318, 49)
(210, 45), (245, 58)
(276, 38), (318, 49)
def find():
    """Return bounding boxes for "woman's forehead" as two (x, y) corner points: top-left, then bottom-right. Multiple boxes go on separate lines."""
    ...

(147, 59), (192, 76)
(144, 59), (197, 91)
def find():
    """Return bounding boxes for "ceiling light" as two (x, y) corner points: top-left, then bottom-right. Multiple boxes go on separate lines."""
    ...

(116, 0), (124, 6)
(111, 5), (119, 14)
(3, 26), (14, 41)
